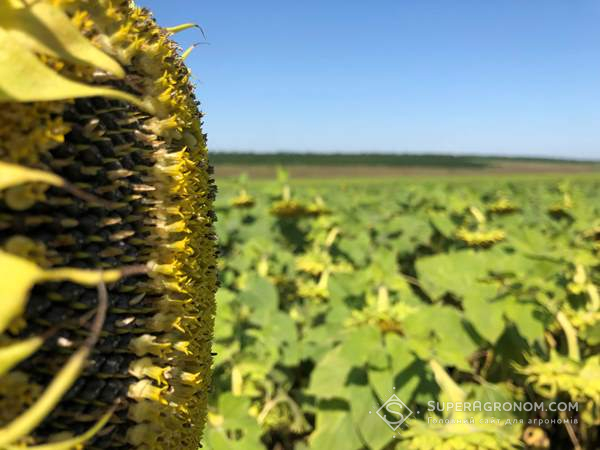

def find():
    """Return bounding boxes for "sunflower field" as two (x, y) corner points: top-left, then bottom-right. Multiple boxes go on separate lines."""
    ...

(204, 172), (600, 450)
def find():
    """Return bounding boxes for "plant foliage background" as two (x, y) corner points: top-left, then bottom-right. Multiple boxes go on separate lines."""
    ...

(202, 173), (600, 449)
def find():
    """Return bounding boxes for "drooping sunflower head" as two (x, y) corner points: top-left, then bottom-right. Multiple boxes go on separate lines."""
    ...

(455, 228), (506, 248)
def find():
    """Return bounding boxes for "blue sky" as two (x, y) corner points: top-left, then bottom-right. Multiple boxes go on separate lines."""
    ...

(138, 0), (600, 159)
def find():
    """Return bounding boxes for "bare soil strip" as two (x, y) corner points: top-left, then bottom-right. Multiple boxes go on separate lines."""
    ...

(215, 161), (600, 179)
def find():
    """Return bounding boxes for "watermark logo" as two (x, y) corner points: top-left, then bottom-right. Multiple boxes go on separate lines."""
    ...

(374, 393), (413, 431)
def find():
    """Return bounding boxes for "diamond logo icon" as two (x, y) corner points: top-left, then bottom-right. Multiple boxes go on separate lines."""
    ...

(375, 394), (413, 431)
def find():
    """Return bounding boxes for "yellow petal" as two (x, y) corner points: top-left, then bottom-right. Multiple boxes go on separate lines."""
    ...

(0, 251), (45, 334)
(0, 29), (145, 109)
(5, 407), (114, 450)
(0, 250), (128, 333)
(0, 161), (64, 191)
(0, 336), (45, 377)
(165, 23), (204, 36)
(0, 2), (124, 77)
(182, 43), (199, 61)
(0, 281), (108, 447)
(43, 267), (122, 285)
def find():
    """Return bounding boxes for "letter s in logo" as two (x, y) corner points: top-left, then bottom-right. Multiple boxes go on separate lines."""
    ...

(383, 400), (405, 425)
(375, 394), (413, 431)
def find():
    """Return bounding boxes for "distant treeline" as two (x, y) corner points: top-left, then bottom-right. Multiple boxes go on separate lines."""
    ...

(210, 152), (594, 168)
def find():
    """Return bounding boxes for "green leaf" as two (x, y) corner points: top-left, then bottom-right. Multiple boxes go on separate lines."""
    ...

(249, 310), (298, 362)
(309, 408), (363, 450)
(403, 305), (479, 370)
(465, 382), (523, 420)
(462, 284), (506, 344)
(415, 251), (486, 301)
(493, 325), (529, 380)
(337, 232), (371, 266)
(218, 394), (255, 428)
(299, 324), (341, 362)
(329, 272), (366, 304)
(203, 394), (263, 450)
(339, 326), (381, 366)
(368, 249), (398, 284)
(308, 346), (353, 400)
(236, 345), (278, 383)
(429, 211), (456, 237)
(213, 289), (236, 341)
(387, 216), (432, 255)
(368, 335), (436, 406)
(238, 276), (278, 325)
(346, 385), (394, 450)
(502, 296), (548, 344)
(582, 322), (600, 346)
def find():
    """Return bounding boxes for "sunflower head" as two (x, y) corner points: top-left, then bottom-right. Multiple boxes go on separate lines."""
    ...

(0, 1), (217, 448)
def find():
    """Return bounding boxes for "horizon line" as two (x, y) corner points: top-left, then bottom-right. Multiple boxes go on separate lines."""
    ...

(209, 150), (600, 163)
